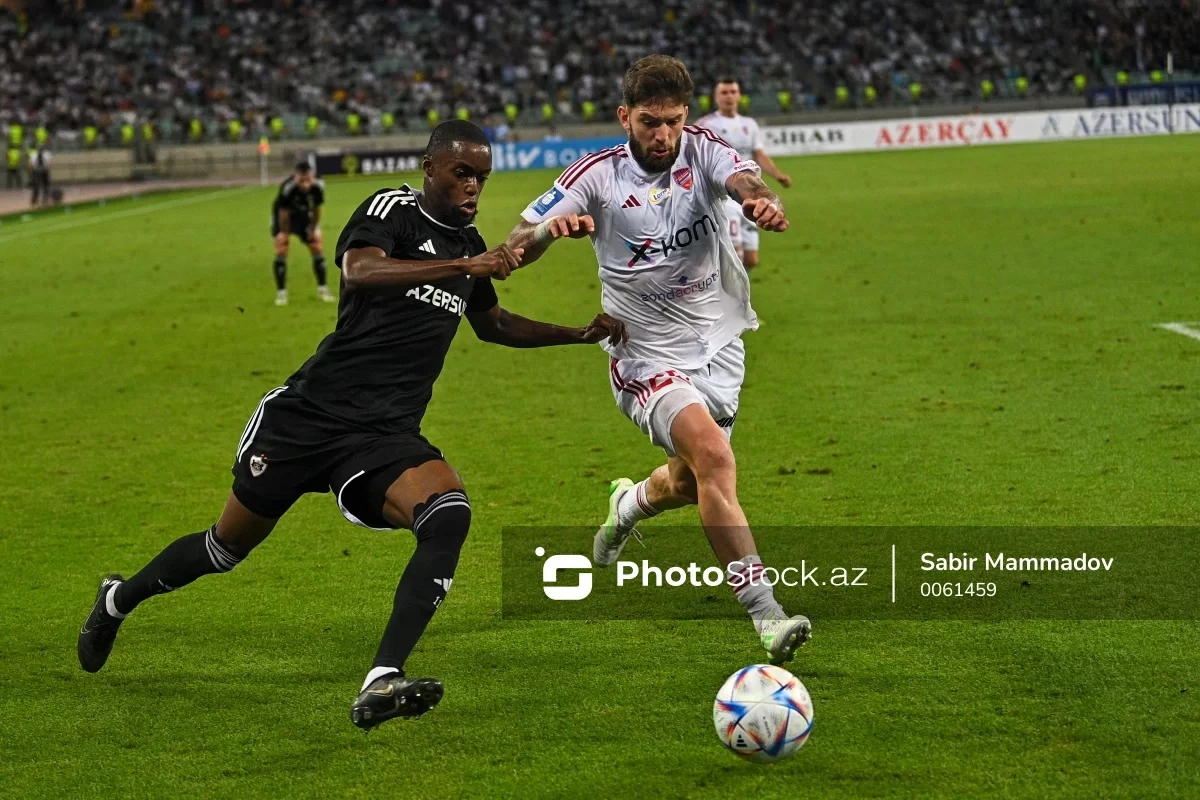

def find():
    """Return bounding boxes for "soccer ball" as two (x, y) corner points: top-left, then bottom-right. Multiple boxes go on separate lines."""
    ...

(713, 664), (814, 762)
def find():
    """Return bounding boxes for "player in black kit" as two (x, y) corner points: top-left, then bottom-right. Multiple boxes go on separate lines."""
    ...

(77, 121), (627, 731)
(271, 161), (334, 305)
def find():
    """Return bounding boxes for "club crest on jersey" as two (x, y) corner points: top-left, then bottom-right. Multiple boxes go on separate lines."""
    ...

(249, 455), (267, 477)
(648, 186), (672, 205)
(673, 168), (693, 190)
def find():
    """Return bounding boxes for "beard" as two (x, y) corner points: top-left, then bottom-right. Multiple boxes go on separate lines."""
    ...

(628, 135), (680, 173)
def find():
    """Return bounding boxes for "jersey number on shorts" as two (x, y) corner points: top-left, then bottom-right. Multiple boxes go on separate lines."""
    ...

(649, 370), (690, 392)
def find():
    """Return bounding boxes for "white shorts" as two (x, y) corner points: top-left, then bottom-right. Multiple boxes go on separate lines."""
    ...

(740, 219), (760, 252)
(723, 197), (759, 252)
(609, 337), (745, 456)
(725, 197), (743, 249)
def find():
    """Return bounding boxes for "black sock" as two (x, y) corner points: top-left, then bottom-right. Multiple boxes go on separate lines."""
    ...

(273, 255), (287, 290)
(113, 526), (243, 615)
(372, 491), (471, 671)
(312, 254), (327, 288)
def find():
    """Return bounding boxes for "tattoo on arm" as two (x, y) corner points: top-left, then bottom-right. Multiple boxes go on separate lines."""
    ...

(727, 172), (781, 209)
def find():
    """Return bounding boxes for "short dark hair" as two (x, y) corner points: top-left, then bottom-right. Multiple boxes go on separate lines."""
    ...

(294, 161), (313, 174)
(715, 76), (741, 89)
(425, 120), (491, 156)
(622, 55), (694, 108)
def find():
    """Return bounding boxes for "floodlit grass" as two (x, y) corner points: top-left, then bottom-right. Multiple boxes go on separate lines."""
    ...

(1, 137), (1198, 797)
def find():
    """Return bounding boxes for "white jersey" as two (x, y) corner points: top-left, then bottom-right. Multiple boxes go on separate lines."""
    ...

(695, 112), (763, 162)
(521, 127), (760, 370)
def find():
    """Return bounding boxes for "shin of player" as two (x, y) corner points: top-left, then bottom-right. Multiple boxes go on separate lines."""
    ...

(506, 55), (809, 664)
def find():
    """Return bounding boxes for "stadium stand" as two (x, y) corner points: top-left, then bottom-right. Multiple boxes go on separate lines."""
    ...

(1, 0), (1197, 147)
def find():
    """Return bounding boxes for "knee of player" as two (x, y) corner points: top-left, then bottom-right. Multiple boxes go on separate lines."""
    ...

(411, 490), (472, 546)
(275, 244), (289, 257)
(208, 524), (252, 570)
(689, 439), (737, 483)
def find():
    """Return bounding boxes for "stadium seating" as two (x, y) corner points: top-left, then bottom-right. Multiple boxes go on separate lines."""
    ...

(0, 0), (1196, 146)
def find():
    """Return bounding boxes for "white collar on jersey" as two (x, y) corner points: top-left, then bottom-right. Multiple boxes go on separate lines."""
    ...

(402, 183), (477, 230)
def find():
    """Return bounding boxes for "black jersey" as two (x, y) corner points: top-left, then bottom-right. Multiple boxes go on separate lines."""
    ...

(286, 184), (497, 433)
(272, 176), (325, 218)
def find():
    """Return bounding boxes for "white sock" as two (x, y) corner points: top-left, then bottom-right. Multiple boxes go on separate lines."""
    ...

(361, 666), (400, 692)
(727, 555), (785, 634)
(616, 479), (660, 530)
(105, 583), (126, 620)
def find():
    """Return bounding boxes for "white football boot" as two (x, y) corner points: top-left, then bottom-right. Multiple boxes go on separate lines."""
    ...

(274, 289), (289, 306)
(760, 613), (812, 665)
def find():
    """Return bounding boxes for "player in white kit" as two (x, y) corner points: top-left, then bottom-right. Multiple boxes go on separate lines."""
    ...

(506, 55), (810, 664)
(695, 77), (793, 269)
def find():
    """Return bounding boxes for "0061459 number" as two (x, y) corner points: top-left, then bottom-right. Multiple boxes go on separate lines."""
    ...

(920, 582), (997, 598)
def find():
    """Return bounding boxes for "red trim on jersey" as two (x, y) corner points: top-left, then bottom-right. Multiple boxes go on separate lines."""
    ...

(559, 147), (613, 186)
(685, 124), (737, 153)
(560, 146), (622, 189)
(558, 151), (601, 187)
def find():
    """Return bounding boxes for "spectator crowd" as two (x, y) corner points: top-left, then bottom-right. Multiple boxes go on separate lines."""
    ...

(1, 0), (1197, 146)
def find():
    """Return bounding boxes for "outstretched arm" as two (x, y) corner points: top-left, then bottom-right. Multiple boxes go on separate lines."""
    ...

(467, 306), (627, 349)
(726, 171), (789, 232)
(341, 244), (522, 291)
(505, 213), (595, 266)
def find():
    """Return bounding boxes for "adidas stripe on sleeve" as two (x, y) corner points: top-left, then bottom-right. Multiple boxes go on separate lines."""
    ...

(335, 187), (418, 267)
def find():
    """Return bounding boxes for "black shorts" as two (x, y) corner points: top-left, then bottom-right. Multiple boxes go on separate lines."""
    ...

(230, 387), (442, 528)
(270, 213), (315, 243)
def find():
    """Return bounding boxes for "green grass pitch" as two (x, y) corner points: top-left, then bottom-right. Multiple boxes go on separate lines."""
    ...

(1, 137), (1198, 798)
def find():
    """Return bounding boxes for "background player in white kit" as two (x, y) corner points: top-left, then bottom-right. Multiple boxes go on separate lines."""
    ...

(696, 77), (793, 269)
(505, 55), (811, 664)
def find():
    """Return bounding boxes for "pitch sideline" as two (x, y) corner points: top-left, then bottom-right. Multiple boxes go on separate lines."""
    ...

(0, 185), (259, 246)
(1156, 322), (1200, 343)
